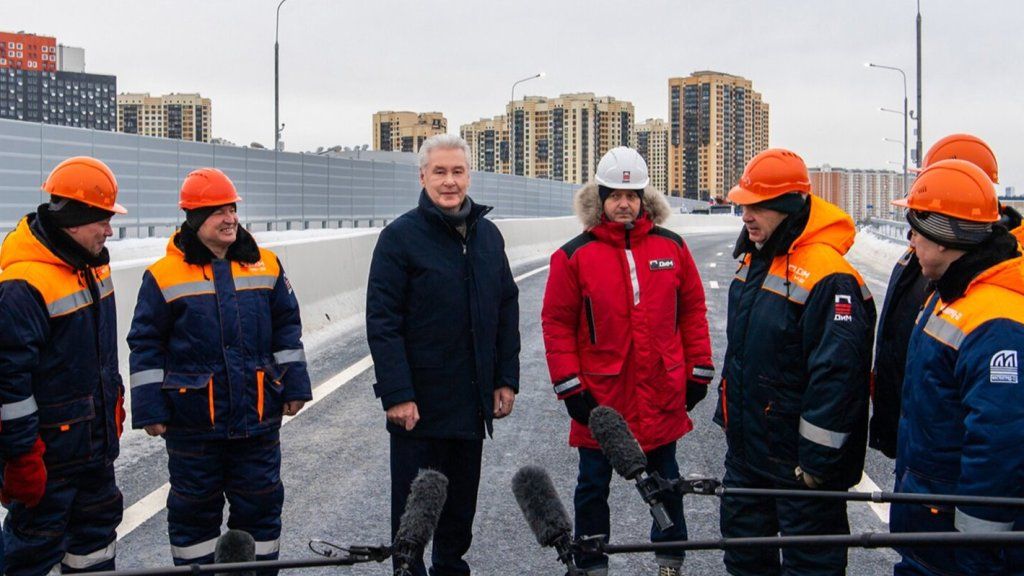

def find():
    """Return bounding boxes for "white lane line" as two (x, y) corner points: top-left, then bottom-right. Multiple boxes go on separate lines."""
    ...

(709, 262), (717, 268)
(716, 252), (723, 257)
(514, 264), (549, 283)
(709, 281), (720, 289)
(853, 471), (890, 524)
(118, 355), (375, 540)
(117, 262), (551, 540)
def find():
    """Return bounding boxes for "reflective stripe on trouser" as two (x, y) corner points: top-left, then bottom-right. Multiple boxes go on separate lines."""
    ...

(575, 443), (687, 571)
(166, 430), (284, 574)
(720, 458), (849, 576)
(1, 463), (123, 576)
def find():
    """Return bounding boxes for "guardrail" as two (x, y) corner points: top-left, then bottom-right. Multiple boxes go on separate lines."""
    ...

(865, 217), (910, 245)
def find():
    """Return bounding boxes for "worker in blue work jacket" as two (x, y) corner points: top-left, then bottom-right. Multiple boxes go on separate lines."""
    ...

(1, 157), (127, 575)
(890, 159), (1024, 575)
(870, 134), (1016, 459)
(128, 168), (311, 570)
(716, 149), (875, 576)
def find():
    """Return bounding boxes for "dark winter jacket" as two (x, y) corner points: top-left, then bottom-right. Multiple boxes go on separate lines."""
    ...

(0, 211), (123, 474)
(715, 196), (875, 488)
(366, 190), (520, 439)
(128, 226), (311, 440)
(892, 231), (1024, 575)
(542, 181), (713, 451)
(869, 247), (928, 458)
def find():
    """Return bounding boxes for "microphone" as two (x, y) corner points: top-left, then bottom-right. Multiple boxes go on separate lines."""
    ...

(511, 466), (580, 575)
(214, 529), (256, 576)
(393, 469), (449, 576)
(589, 406), (674, 530)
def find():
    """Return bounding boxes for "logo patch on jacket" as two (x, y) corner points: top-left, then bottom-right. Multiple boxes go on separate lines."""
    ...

(833, 294), (853, 321)
(990, 350), (1018, 384)
(649, 259), (675, 271)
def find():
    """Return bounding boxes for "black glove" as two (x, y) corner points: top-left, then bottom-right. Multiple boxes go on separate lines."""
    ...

(685, 381), (708, 412)
(564, 390), (598, 425)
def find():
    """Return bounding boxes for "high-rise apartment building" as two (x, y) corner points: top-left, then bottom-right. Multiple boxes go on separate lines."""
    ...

(372, 111), (447, 153)
(631, 118), (669, 193)
(810, 165), (908, 222)
(1, 30), (115, 130)
(668, 71), (770, 200)
(499, 92), (633, 183)
(117, 93), (211, 142)
(461, 115), (508, 174)
(0, 31), (57, 72)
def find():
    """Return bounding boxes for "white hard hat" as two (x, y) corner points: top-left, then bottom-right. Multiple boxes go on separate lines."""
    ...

(595, 147), (649, 190)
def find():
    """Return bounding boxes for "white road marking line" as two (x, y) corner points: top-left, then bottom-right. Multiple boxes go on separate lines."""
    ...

(117, 262), (552, 541)
(709, 281), (720, 289)
(716, 252), (723, 257)
(709, 262), (717, 268)
(853, 471), (890, 524)
(514, 265), (549, 283)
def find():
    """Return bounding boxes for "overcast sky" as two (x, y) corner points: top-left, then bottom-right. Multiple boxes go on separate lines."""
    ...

(3, 0), (1022, 191)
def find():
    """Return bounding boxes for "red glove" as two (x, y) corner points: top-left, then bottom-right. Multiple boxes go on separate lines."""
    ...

(116, 393), (126, 438)
(1, 437), (48, 508)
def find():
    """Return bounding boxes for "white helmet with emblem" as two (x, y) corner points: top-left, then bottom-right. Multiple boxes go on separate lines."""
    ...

(595, 146), (649, 190)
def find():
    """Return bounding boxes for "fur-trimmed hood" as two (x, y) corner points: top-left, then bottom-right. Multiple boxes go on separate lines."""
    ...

(573, 181), (673, 229)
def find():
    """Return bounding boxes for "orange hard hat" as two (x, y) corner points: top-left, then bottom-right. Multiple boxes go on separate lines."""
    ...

(920, 133), (998, 183)
(727, 148), (811, 205)
(42, 156), (126, 214)
(179, 168), (242, 210)
(892, 159), (999, 222)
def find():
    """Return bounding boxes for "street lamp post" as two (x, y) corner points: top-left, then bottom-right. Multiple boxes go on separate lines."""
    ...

(867, 62), (909, 197)
(275, 0), (288, 152)
(880, 106), (909, 196)
(509, 72), (545, 176)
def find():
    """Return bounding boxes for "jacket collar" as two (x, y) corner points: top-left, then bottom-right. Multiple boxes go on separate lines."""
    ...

(936, 228), (1022, 303)
(589, 212), (654, 247)
(168, 224), (262, 266)
(734, 195), (854, 261)
(416, 189), (491, 232)
(0, 210), (109, 272)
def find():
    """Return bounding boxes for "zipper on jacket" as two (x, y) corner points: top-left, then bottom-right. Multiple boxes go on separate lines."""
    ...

(623, 225), (640, 305)
(584, 296), (597, 345)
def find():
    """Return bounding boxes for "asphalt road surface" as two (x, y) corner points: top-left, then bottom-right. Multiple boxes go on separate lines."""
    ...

(112, 227), (900, 575)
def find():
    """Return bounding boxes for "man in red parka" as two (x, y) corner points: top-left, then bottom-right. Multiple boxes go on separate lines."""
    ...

(542, 146), (714, 576)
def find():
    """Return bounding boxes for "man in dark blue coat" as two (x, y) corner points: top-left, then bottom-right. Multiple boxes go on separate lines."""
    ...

(366, 134), (520, 576)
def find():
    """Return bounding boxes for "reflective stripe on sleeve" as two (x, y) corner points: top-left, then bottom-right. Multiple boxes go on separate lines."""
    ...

(955, 508), (1015, 533)
(692, 366), (715, 379)
(553, 380), (580, 395)
(799, 417), (850, 449)
(273, 349), (306, 365)
(62, 542), (116, 570)
(1, 396), (38, 421)
(130, 369), (165, 389)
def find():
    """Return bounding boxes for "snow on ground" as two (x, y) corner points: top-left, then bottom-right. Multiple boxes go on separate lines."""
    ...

(847, 229), (907, 288)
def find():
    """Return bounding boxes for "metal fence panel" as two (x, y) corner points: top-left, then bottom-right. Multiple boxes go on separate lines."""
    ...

(0, 118), (694, 235)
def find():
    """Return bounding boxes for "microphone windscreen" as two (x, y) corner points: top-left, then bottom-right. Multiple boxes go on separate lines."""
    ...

(394, 469), (449, 549)
(589, 405), (647, 479)
(214, 529), (256, 576)
(511, 465), (572, 547)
